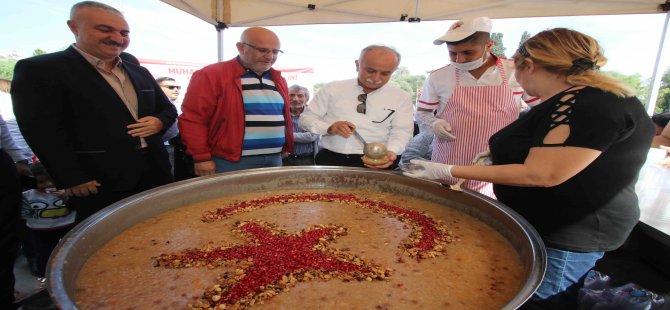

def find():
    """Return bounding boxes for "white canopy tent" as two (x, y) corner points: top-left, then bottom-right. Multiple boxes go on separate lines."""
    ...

(159, 0), (670, 112)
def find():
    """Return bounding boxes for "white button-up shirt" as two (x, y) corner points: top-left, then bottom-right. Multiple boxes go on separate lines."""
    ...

(299, 78), (414, 155)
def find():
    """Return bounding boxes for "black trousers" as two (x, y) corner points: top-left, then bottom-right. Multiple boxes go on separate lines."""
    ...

(170, 135), (196, 181)
(315, 149), (366, 167)
(26, 225), (72, 278)
(282, 154), (315, 166)
(0, 150), (21, 308)
(70, 151), (172, 223)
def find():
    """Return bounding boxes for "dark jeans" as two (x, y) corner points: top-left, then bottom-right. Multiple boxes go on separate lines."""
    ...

(282, 154), (315, 166)
(521, 247), (604, 309)
(213, 153), (282, 173)
(0, 150), (21, 308)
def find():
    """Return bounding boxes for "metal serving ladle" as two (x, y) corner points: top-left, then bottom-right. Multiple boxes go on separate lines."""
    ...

(353, 130), (388, 159)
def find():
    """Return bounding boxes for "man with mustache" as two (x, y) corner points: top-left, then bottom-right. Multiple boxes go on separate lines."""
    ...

(299, 45), (414, 168)
(11, 1), (176, 223)
(178, 27), (293, 175)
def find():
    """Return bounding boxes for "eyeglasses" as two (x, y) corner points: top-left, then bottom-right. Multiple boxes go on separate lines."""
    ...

(242, 42), (283, 56)
(161, 85), (181, 90)
(356, 94), (367, 114)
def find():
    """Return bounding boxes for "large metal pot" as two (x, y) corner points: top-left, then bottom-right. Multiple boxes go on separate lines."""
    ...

(47, 166), (546, 309)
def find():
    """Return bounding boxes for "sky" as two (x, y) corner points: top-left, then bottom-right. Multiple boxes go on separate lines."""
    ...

(1, 0), (669, 85)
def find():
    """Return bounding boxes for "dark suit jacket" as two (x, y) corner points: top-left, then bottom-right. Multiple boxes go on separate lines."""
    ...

(11, 46), (177, 191)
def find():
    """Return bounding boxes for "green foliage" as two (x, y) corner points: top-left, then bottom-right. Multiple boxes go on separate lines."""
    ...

(515, 31), (532, 56)
(520, 31), (531, 45)
(657, 88), (670, 113)
(33, 48), (46, 56)
(655, 67), (670, 112)
(389, 66), (426, 103)
(490, 32), (505, 58)
(603, 71), (649, 104)
(0, 59), (17, 80)
(662, 67), (670, 88)
(603, 71), (649, 108)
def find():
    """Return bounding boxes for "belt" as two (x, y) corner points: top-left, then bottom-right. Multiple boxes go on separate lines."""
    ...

(287, 154), (311, 160)
(322, 149), (362, 159)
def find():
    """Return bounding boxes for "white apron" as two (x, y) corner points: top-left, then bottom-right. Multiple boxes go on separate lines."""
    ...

(432, 59), (519, 197)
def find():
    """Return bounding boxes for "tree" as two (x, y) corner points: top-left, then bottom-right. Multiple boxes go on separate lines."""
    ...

(0, 59), (17, 80)
(389, 66), (426, 103)
(657, 88), (670, 113)
(490, 32), (505, 58)
(519, 31), (531, 46)
(604, 71), (649, 105)
(33, 48), (46, 56)
(654, 67), (670, 112)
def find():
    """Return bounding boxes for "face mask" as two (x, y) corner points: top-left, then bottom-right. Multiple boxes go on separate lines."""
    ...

(452, 47), (487, 71)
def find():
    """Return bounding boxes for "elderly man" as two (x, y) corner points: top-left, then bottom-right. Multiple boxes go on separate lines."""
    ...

(415, 16), (533, 196)
(282, 84), (319, 166)
(11, 1), (176, 222)
(299, 45), (414, 169)
(179, 27), (293, 175)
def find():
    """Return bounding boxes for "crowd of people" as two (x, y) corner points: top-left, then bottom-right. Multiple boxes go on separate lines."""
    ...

(0, 1), (666, 309)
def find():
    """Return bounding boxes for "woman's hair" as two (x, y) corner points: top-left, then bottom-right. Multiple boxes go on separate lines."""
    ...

(514, 28), (634, 97)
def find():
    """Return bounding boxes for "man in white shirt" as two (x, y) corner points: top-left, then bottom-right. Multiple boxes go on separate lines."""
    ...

(415, 16), (535, 196)
(299, 45), (414, 169)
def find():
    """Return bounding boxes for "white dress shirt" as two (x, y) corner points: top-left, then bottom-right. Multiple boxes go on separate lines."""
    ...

(299, 78), (414, 155)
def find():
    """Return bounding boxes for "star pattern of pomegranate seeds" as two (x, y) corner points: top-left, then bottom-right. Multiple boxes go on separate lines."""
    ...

(154, 220), (391, 309)
(202, 193), (455, 259)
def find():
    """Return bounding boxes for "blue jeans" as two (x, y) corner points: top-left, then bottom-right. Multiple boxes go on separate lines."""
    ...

(523, 247), (604, 309)
(212, 153), (282, 173)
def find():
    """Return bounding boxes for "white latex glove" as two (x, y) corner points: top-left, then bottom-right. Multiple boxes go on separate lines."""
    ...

(402, 159), (453, 180)
(472, 150), (492, 166)
(430, 119), (456, 140)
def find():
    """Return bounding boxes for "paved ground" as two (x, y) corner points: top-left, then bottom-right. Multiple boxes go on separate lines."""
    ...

(13, 254), (55, 310)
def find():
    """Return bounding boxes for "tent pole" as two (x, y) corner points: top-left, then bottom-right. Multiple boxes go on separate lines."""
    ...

(216, 0), (227, 62)
(216, 23), (226, 61)
(646, 10), (670, 115)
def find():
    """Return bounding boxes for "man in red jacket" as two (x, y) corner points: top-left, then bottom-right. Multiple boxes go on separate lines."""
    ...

(178, 27), (294, 176)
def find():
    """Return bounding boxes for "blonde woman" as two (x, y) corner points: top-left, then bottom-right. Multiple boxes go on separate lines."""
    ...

(405, 28), (654, 309)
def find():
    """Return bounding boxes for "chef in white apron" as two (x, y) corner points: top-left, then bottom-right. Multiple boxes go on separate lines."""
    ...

(415, 16), (536, 197)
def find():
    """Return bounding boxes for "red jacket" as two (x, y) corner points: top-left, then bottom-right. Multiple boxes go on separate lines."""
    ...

(178, 58), (294, 162)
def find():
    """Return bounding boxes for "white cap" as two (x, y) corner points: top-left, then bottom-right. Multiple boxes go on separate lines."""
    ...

(433, 17), (493, 45)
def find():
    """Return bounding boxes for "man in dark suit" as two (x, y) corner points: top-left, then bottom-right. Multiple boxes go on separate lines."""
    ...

(11, 1), (176, 222)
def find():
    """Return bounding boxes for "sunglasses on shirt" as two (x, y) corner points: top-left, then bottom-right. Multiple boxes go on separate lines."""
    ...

(356, 93), (395, 123)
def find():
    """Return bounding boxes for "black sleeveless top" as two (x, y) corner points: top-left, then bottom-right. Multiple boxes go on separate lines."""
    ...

(489, 86), (654, 252)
